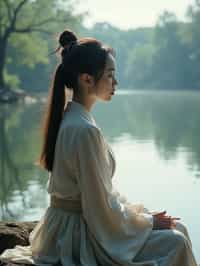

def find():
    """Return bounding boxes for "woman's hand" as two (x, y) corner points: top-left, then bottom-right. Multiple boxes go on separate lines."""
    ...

(152, 210), (181, 230)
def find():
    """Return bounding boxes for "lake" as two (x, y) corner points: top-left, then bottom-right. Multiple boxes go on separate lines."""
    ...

(0, 90), (199, 261)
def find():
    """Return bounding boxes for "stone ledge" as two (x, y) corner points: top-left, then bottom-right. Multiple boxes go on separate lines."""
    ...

(0, 221), (37, 255)
(0, 221), (199, 266)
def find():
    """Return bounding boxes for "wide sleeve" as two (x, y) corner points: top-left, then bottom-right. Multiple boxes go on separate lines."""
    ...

(107, 142), (151, 215)
(76, 126), (153, 264)
(111, 188), (151, 214)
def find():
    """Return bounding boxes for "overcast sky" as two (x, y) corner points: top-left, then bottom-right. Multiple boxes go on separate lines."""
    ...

(76, 0), (194, 29)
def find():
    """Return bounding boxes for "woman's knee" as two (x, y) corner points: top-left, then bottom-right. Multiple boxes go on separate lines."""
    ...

(175, 221), (188, 235)
(171, 229), (189, 251)
(174, 221), (192, 248)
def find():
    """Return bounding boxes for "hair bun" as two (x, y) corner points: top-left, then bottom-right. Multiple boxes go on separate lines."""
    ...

(59, 29), (77, 48)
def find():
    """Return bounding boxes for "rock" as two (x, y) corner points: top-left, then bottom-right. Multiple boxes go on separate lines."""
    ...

(0, 87), (41, 105)
(0, 221), (37, 255)
(0, 89), (18, 103)
(0, 221), (199, 266)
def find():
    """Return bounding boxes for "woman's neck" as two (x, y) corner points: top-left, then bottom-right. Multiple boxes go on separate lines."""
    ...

(72, 94), (96, 112)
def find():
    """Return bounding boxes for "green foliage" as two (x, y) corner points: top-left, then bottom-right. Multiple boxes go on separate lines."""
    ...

(1, 0), (200, 91)
(9, 33), (49, 67)
(0, 0), (84, 90)
(151, 12), (191, 89)
(185, 0), (200, 88)
(79, 1), (200, 91)
(80, 23), (154, 89)
(125, 43), (155, 89)
(4, 70), (20, 88)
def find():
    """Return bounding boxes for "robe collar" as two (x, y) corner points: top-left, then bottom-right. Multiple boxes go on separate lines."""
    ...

(66, 100), (95, 124)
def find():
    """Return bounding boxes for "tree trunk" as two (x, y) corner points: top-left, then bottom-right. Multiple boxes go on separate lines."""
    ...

(0, 37), (7, 90)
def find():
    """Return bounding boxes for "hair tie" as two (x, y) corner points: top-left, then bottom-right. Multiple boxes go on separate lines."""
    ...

(48, 41), (77, 56)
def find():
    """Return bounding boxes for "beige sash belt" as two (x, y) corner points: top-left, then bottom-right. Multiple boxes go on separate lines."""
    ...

(50, 195), (82, 213)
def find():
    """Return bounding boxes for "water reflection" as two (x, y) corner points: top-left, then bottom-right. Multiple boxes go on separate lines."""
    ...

(94, 91), (200, 177)
(0, 103), (48, 220)
(0, 90), (200, 221)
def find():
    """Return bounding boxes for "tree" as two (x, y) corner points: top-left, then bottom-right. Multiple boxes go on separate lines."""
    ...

(0, 0), (83, 95)
(80, 23), (154, 89)
(124, 43), (155, 89)
(186, 0), (200, 88)
(152, 11), (191, 89)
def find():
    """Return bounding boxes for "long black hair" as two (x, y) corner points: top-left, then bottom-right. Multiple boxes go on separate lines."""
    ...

(38, 29), (114, 171)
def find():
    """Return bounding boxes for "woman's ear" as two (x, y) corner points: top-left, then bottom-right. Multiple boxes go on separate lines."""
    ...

(79, 73), (95, 88)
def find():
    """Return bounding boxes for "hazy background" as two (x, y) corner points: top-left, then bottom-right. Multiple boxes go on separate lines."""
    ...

(0, 0), (200, 262)
(76, 0), (194, 29)
(1, 0), (200, 93)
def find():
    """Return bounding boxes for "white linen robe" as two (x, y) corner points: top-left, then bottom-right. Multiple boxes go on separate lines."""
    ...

(0, 101), (197, 266)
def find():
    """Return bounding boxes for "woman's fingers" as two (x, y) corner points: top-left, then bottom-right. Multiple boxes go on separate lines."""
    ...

(153, 212), (182, 230)
(154, 212), (181, 220)
(153, 217), (169, 229)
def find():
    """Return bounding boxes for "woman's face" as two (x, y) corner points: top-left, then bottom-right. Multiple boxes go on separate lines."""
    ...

(94, 53), (118, 101)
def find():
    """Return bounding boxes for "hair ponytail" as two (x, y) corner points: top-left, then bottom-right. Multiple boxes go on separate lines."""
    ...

(37, 28), (114, 172)
(38, 64), (66, 171)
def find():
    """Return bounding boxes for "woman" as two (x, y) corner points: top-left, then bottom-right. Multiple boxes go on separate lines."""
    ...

(0, 29), (197, 266)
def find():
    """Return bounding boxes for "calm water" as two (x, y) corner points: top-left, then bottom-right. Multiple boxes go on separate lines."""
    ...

(0, 90), (200, 260)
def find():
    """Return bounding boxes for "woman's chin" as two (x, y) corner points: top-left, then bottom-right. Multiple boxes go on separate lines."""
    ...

(98, 95), (113, 102)
(107, 92), (115, 100)
(105, 95), (112, 101)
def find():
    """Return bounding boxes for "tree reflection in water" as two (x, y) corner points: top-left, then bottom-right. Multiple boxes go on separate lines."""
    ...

(0, 103), (47, 220)
(0, 91), (200, 220)
(94, 91), (200, 178)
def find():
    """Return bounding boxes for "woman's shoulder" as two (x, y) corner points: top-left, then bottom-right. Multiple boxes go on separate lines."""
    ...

(77, 123), (102, 140)
(62, 111), (97, 130)
(60, 119), (102, 142)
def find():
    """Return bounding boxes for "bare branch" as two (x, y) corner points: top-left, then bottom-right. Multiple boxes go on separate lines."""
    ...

(14, 0), (29, 17)
(14, 27), (52, 35)
(27, 17), (56, 28)
(11, 0), (29, 27)
(4, 0), (29, 38)
(13, 16), (72, 35)
(23, 13), (74, 30)
(2, 0), (76, 40)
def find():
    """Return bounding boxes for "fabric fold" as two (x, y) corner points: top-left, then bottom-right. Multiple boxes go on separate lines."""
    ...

(0, 101), (197, 266)
(76, 125), (153, 264)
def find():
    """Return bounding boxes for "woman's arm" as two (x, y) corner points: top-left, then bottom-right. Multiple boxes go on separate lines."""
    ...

(75, 125), (153, 263)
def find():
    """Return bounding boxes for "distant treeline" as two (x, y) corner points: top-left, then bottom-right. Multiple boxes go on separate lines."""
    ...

(5, 0), (200, 91)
